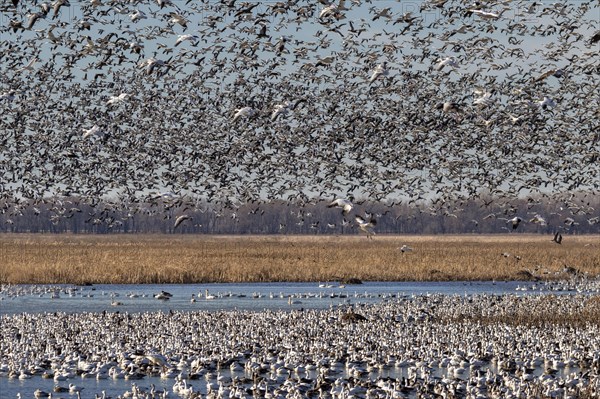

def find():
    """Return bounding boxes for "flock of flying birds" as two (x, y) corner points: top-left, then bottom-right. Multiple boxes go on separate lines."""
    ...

(0, 0), (599, 236)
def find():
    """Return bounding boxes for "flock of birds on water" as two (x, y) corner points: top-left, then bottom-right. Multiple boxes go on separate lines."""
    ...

(1, 0), (599, 235)
(2, 289), (600, 399)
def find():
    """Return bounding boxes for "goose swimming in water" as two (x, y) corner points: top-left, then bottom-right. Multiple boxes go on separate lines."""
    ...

(154, 290), (173, 300)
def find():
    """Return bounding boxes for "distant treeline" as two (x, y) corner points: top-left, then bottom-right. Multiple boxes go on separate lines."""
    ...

(1, 192), (598, 235)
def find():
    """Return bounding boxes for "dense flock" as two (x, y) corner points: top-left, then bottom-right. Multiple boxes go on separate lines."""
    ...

(2, 293), (600, 398)
(2, 1), (599, 397)
(1, 0), (599, 233)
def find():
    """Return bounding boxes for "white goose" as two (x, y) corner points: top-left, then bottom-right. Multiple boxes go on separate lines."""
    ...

(233, 106), (257, 122)
(327, 198), (353, 215)
(355, 214), (376, 238)
(175, 34), (199, 47)
(435, 56), (458, 71)
(82, 125), (104, 139)
(319, 0), (346, 20)
(369, 62), (388, 83)
(106, 93), (128, 106)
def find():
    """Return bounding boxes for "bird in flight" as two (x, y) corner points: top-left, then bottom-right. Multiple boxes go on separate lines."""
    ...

(369, 62), (388, 83)
(174, 214), (192, 229)
(327, 198), (353, 215)
(233, 106), (257, 122)
(506, 216), (523, 230)
(355, 214), (376, 238)
(398, 245), (413, 253)
(528, 214), (547, 226)
(552, 231), (562, 244)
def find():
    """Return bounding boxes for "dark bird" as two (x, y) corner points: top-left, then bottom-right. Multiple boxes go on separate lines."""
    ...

(552, 232), (562, 244)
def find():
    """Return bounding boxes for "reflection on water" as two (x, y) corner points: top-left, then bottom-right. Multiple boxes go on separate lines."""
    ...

(1, 281), (549, 315)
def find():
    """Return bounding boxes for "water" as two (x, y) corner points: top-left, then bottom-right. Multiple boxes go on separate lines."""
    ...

(0, 281), (546, 316)
(0, 281), (586, 399)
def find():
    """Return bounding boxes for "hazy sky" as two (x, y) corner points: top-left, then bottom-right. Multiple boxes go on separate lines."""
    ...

(1, 0), (598, 209)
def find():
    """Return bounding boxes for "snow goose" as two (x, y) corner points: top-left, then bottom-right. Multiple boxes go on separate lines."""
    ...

(82, 125), (104, 139)
(355, 214), (376, 238)
(327, 198), (353, 215)
(434, 56), (458, 71)
(369, 62), (388, 83)
(233, 106), (257, 122)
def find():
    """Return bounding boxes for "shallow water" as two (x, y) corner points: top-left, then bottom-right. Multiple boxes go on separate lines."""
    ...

(0, 280), (592, 399)
(0, 280), (550, 315)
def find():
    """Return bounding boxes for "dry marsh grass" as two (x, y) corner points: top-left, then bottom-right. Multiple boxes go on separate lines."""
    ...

(0, 234), (598, 284)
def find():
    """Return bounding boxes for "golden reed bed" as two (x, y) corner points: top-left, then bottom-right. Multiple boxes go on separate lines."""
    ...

(0, 234), (598, 284)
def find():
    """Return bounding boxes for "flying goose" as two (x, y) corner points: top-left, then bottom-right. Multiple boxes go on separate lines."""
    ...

(528, 215), (547, 226)
(369, 62), (388, 83)
(473, 89), (494, 108)
(106, 93), (129, 106)
(327, 198), (353, 215)
(82, 125), (104, 139)
(398, 245), (413, 253)
(355, 214), (376, 238)
(552, 231), (562, 244)
(233, 106), (257, 122)
(129, 10), (147, 22)
(175, 34), (199, 47)
(434, 57), (458, 71)
(319, 0), (346, 20)
(536, 97), (556, 110)
(506, 216), (523, 230)
(174, 214), (192, 229)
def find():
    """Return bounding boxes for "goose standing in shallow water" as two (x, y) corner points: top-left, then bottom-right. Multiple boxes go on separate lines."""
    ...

(3, 291), (600, 398)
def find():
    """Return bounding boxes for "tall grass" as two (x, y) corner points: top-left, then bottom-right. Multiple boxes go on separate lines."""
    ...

(0, 234), (598, 284)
